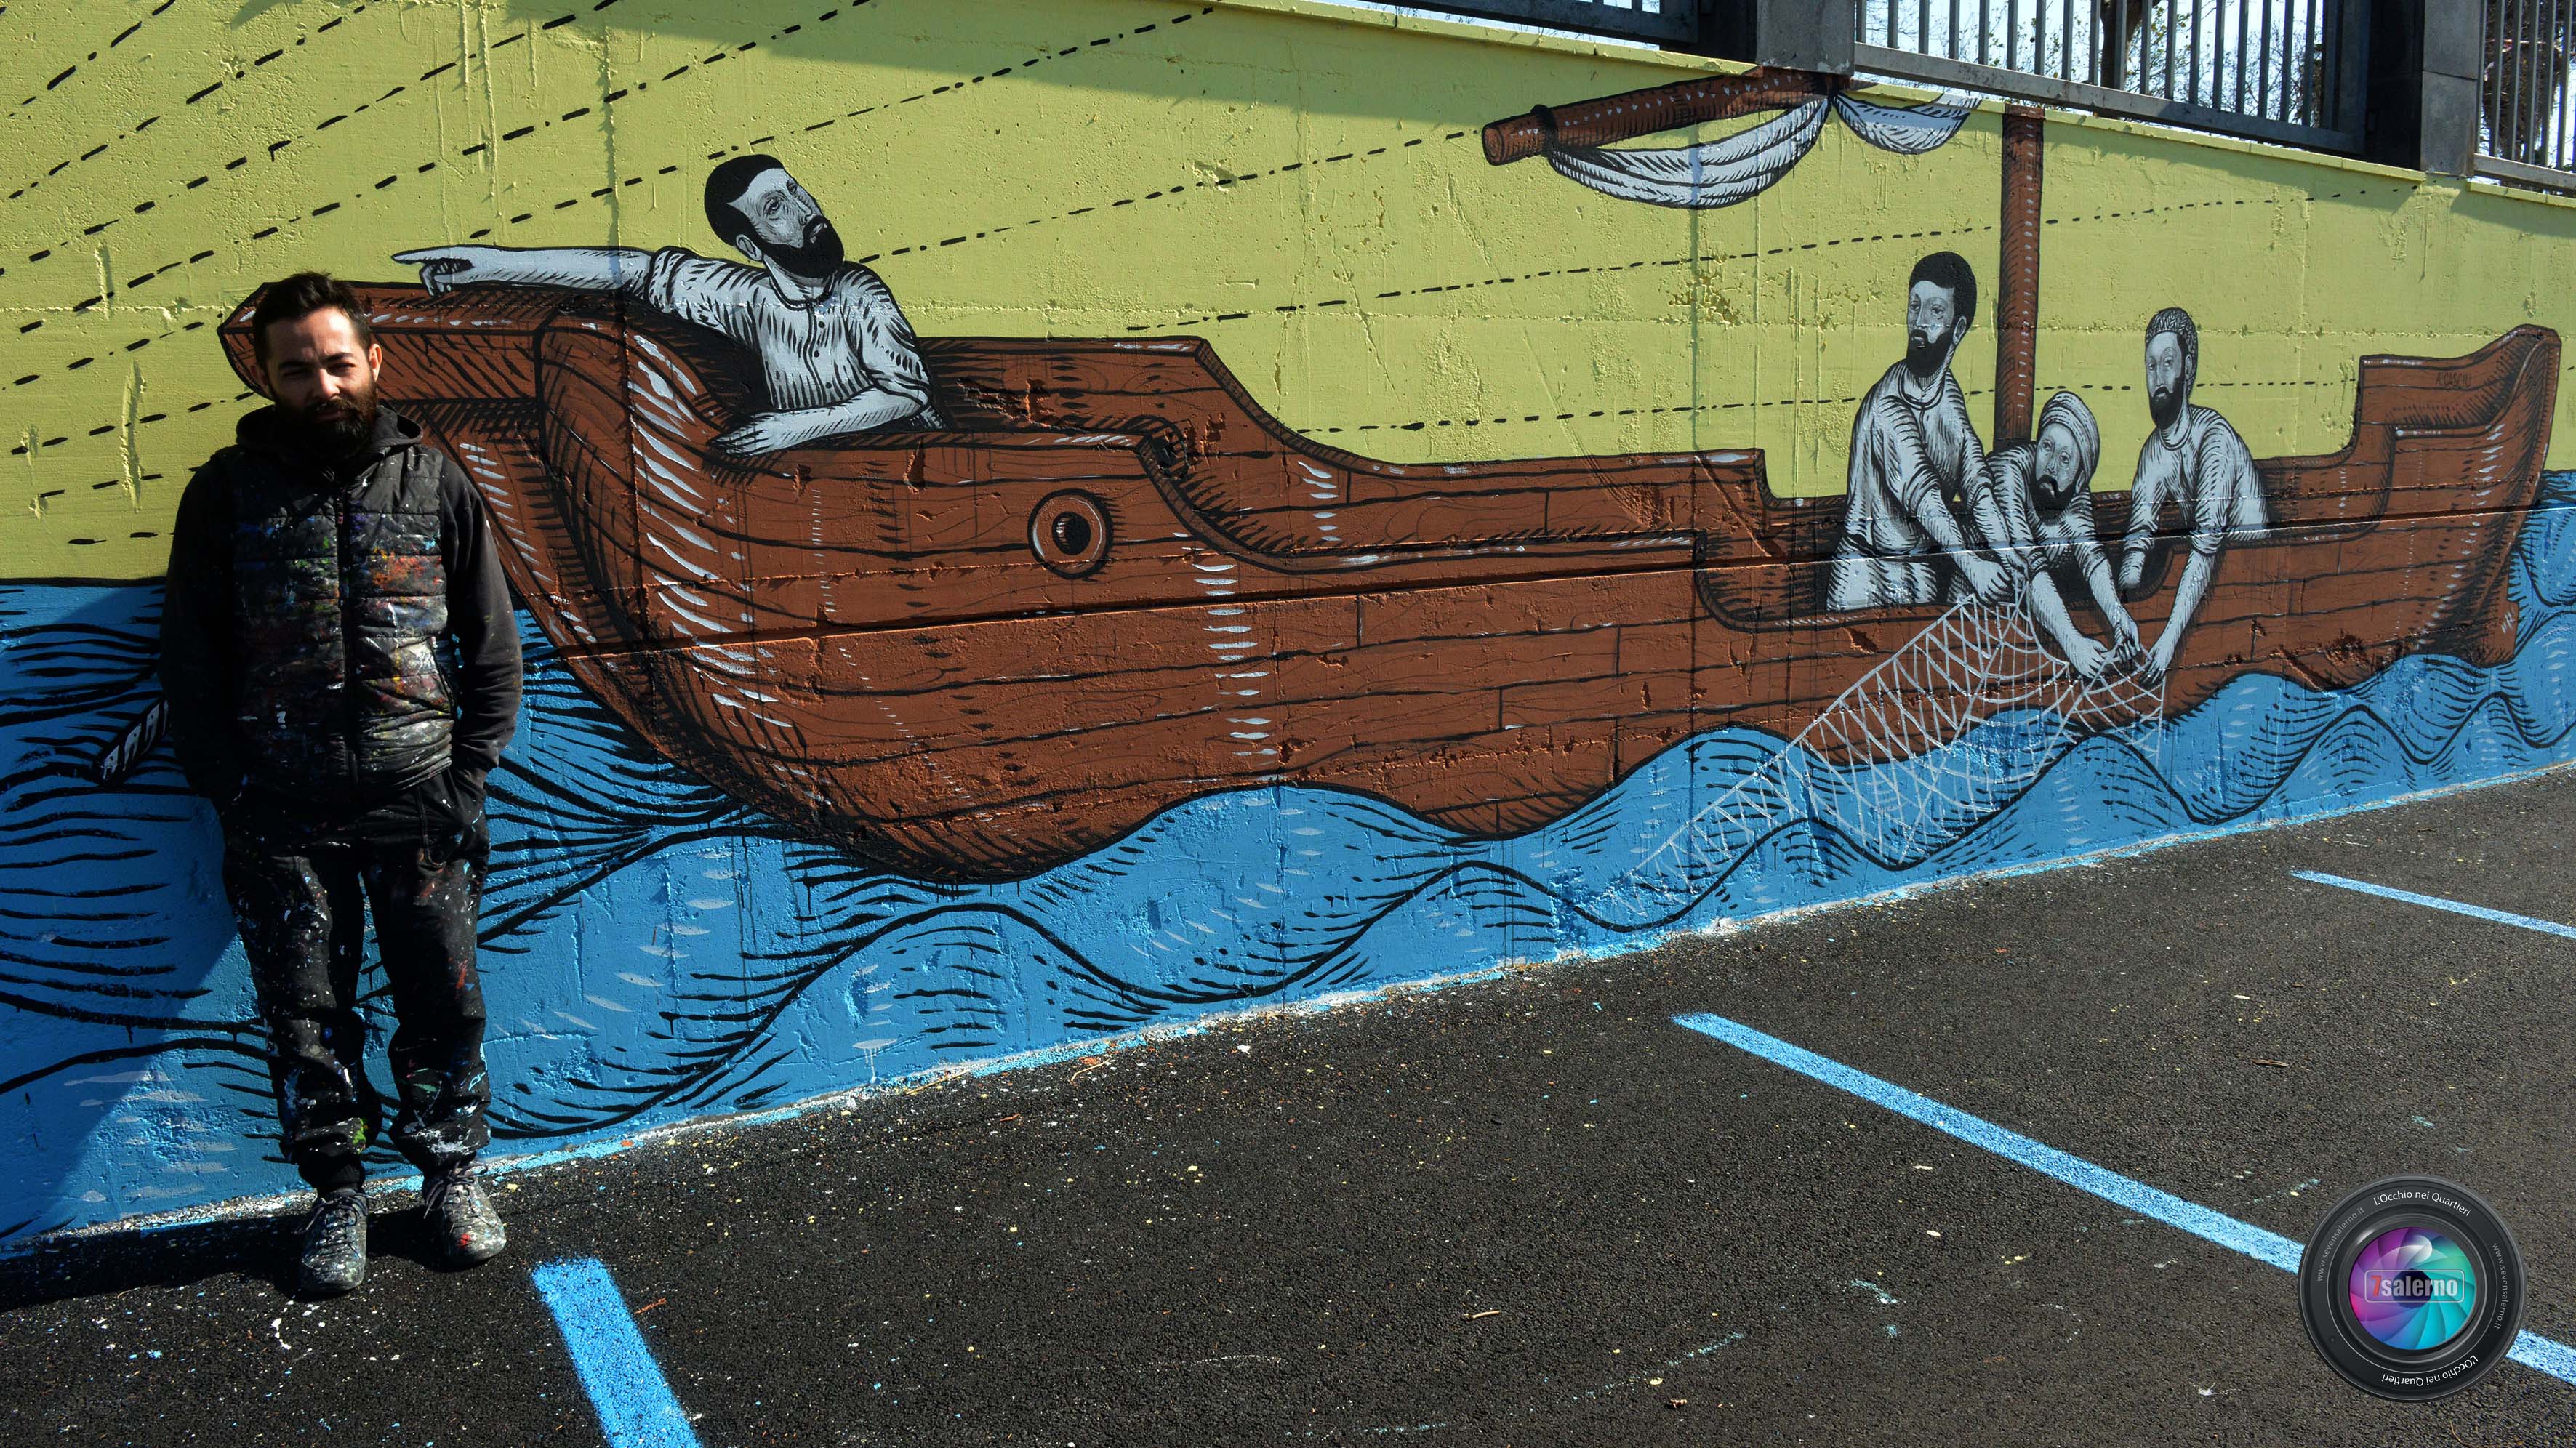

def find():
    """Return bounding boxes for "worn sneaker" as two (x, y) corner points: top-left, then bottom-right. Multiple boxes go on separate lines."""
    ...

(421, 1167), (507, 1266)
(297, 1189), (368, 1297)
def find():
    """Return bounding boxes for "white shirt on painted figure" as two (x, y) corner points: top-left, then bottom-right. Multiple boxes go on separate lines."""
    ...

(2122, 402), (2270, 563)
(1825, 360), (1989, 611)
(644, 247), (944, 427)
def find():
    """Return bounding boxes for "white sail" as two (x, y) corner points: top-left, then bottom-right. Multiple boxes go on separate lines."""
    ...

(1831, 92), (1973, 155)
(1546, 99), (1829, 209)
(1544, 90), (1973, 210)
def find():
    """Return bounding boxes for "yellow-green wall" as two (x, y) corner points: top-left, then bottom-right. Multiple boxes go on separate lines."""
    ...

(4, 0), (2572, 580)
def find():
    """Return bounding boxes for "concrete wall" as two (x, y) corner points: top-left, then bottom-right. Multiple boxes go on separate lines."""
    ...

(2, 0), (2572, 1240)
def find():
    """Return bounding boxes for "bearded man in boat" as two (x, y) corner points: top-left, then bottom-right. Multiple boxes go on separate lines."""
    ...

(2117, 307), (2271, 681)
(1825, 251), (2013, 612)
(159, 273), (523, 1297)
(1962, 390), (2143, 679)
(393, 154), (944, 456)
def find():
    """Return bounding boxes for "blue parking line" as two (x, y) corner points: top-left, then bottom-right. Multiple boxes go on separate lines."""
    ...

(531, 1258), (704, 1448)
(2292, 870), (2576, 941)
(1672, 1011), (2576, 1388)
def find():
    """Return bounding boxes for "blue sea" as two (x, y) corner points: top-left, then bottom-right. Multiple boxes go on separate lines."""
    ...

(4, 475), (2571, 1242)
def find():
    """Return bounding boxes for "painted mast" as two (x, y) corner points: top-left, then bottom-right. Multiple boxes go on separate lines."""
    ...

(1480, 68), (1837, 164)
(1484, 69), (2045, 449)
(1994, 104), (2045, 445)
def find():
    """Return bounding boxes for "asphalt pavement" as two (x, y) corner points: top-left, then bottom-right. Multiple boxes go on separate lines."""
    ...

(6, 766), (2575, 1447)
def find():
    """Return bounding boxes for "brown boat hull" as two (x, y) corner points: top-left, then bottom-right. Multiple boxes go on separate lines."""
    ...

(220, 290), (2556, 881)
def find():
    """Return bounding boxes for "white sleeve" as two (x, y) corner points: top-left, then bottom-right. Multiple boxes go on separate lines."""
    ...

(643, 248), (769, 353)
(842, 268), (934, 411)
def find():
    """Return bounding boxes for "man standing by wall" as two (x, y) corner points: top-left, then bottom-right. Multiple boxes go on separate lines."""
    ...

(158, 273), (523, 1297)
(2118, 306), (2271, 680)
(1826, 251), (2009, 611)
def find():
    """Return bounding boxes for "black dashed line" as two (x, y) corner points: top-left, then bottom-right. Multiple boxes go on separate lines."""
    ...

(1121, 203), (1970, 333)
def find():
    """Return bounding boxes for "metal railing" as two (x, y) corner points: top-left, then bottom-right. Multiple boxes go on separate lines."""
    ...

(1387, 0), (1706, 44)
(2480, 0), (2576, 189)
(1853, 1), (2369, 153)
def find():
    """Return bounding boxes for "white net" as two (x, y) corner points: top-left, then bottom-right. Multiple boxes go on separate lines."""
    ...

(1589, 591), (2167, 920)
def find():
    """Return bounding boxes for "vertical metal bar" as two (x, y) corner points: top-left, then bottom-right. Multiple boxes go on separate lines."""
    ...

(1979, 0), (1992, 64)
(2516, 0), (2537, 161)
(2533, 0), (2560, 164)
(2513, 0), (2535, 160)
(2010, 0), (2023, 68)
(2189, 0), (2204, 106)
(2318, 0), (2339, 124)
(2232, 0), (2250, 113)
(1951, 0), (1964, 60)
(2523, 0), (2541, 161)
(2547, 0), (2562, 166)
(2339, 0), (2372, 146)
(2503, 0), (2525, 159)
(1917, 0), (1930, 52)
(2545, 0), (2565, 169)
(2258, 0), (2275, 118)
(2160, 0), (2175, 96)
(2061, 0), (2074, 79)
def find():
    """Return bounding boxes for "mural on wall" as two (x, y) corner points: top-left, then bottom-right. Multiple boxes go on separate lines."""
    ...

(3, 1), (2575, 1243)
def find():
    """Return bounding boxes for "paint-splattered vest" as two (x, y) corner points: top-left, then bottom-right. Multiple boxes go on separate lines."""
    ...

(224, 440), (455, 801)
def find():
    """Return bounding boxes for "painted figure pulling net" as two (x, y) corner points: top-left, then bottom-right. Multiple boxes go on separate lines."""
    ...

(1589, 590), (2167, 922)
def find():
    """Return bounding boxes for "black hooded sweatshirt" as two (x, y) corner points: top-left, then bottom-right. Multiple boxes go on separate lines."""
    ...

(158, 403), (521, 826)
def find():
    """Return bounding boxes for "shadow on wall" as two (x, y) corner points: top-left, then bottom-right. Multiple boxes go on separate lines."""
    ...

(471, 0), (1636, 126)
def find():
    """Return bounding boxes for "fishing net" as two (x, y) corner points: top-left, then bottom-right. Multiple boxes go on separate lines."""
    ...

(1588, 590), (2167, 920)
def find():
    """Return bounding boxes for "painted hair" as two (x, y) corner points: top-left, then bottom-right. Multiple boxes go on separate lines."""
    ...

(2146, 305), (2199, 374)
(705, 153), (789, 249)
(248, 271), (374, 365)
(1908, 251), (1978, 329)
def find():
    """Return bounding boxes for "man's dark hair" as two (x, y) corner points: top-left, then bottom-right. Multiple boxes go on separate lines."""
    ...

(1908, 251), (1978, 331)
(249, 271), (374, 366)
(705, 153), (787, 249)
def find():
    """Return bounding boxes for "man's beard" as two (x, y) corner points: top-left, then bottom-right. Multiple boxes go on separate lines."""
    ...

(291, 385), (377, 457)
(2034, 464), (2077, 512)
(2148, 381), (2186, 430)
(1903, 329), (1950, 382)
(764, 218), (845, 278)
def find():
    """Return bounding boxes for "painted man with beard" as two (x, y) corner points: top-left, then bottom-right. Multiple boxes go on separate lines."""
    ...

(2117, 307), (2269, 681)
(159, 273), (523, 1296)
(395, 155), (943, 454)
(1962, 390), (2140, 679)
(1826, 251), (2009, 611)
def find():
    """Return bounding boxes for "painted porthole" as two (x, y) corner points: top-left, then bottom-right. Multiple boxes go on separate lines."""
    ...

(1030, 491), (1112, 577)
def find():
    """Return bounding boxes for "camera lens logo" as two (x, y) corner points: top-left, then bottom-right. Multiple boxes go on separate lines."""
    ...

(2301, 1176), (2526, 1401)
(2350, 1228), (2476, 1351)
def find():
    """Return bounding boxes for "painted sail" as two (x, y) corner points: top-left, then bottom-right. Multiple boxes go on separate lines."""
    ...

(1545, 90), (1972, 209)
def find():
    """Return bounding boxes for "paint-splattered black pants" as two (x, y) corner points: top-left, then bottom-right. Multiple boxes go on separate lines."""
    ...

(221, 777), (491, 1194)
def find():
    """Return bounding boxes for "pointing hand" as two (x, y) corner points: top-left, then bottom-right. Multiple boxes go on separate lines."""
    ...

(393, 246), (508, 296)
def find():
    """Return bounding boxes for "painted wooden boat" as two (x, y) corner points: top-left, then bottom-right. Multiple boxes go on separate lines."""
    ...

(218, 288), (2556, 880)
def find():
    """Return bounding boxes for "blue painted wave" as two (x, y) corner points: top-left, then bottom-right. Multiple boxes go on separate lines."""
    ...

(3, 476), (2571, 1239)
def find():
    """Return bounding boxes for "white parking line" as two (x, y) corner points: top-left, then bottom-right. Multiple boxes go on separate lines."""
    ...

(2294, 870), (2576, 941)
(1672, 1011), (2576, 1388)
